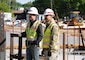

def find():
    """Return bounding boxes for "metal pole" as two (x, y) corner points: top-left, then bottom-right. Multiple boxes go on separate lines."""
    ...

(18, 36), (23, 60)
(18, 21), (24, 60)
(10, 34), (14, 60)
(50, 0), (53, 9)
(63, 33), (66, 60)
(9, 0), (11, 12)
(10, 21), (14, 60)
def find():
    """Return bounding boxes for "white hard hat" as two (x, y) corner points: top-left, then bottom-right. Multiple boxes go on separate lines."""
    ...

(44, 8), (54, 16)
(27, 7), (39, 15)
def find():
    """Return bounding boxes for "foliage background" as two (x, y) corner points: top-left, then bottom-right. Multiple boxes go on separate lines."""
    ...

(0, 0), (85, 18)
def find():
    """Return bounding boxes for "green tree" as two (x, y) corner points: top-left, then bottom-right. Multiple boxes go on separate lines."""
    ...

(32, 0), (85, 18)
(0, 2), (10, 12)
(22, 2), (32, 9)
(0, 0), (7, 3)
(33, 0), (51, 14)
(10, 1), (22, 10)
(78, 0), (85, 15)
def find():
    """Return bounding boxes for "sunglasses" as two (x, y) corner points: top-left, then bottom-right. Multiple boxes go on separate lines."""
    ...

(45, 15), (52, 16)
(29, 14), (36, 16)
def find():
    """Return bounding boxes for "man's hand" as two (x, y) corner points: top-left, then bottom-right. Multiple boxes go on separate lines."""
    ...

(32, 40), (38, 45)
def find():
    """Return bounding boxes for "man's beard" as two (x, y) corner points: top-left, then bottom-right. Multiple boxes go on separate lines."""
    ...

(46, 20), (51, 24)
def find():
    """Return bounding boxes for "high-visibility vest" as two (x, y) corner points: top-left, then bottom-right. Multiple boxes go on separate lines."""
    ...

(43, 23), (53, 48)
(26, 20), (41, 41)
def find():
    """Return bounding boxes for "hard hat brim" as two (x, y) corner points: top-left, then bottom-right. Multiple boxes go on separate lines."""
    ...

(44, 14), (55, 17)
(27, 11), (39, 15)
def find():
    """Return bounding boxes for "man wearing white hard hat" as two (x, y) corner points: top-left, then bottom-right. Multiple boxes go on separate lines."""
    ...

(25, 7), (43, 60)
(42, 8), (60, 60)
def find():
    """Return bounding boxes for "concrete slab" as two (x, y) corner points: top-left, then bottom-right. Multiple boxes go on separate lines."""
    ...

(6, 49), (85, 60)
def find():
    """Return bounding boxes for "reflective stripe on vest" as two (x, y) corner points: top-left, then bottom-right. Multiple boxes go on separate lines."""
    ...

(26, 20), (41, 41)
(43, 23), (53, 48)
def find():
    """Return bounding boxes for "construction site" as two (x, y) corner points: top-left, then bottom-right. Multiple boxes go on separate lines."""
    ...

(0, 0), (85, 60)
(0, 10), (85, 60)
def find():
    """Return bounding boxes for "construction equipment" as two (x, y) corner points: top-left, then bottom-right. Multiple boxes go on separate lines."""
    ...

(68, 11), (85, 50)
(68, 11), (83, 26)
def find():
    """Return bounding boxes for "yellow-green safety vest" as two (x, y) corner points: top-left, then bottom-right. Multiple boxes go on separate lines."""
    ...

(26, 20), (41, 41)
(43, 23), (53, 48)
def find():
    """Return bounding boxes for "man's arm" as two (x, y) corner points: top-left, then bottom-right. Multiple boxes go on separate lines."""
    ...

(51, 24), (60, 50)
(34, 24), (43, 45)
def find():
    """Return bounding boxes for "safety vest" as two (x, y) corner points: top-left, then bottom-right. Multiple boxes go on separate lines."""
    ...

(43, 23), (53, 48)
(26, 20), (41, 41)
